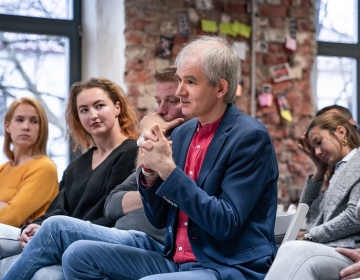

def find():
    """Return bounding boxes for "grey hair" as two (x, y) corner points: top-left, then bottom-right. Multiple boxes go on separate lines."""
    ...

(175, 36), (241, 104)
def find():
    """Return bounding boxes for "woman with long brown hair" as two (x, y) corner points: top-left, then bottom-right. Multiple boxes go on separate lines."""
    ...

(0, 78), (138, 269)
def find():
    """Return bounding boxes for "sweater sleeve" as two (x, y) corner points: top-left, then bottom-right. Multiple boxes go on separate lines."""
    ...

(32, 168), (70, 225)
(0, 157), (59, 227)
(104, 172), (138, 221)
(310, 181), (360, 244)
(299, 175), (323, 206)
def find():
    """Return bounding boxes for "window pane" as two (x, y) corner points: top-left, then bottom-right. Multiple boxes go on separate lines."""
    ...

(0, 0), (71, 20)
(314, 56), (357, 120)
(316, 0), (358, 43)
(0, 31), (69, 180)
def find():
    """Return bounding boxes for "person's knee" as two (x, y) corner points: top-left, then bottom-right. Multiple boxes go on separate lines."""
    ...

(62, 240), (93, 267)
(32, 265), (65, 280)
(276, 240), (312, 257)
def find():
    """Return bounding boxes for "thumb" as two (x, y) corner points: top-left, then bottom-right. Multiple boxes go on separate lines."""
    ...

(152, 124), (164, 139)
(165, 118), (184, 131)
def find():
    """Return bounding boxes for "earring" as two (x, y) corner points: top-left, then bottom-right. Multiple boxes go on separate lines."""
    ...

(341, 138), (347, 146)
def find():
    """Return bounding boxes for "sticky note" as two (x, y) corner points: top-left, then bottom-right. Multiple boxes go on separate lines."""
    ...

(219, 23), (236, 36)
(201, 20), (217, 33)
(280, 110), (293, 122)
(234, 21), (252, 38)
(285, 35), (297, 51)
(233, 41), (246, 60)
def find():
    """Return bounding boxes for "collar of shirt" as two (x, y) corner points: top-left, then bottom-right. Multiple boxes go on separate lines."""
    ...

(196, 115), (223, 133)
(334, 148), (358, 171)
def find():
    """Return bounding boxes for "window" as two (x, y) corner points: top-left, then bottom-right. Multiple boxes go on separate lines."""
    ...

(313, 0), (359, 121)
(0, 0), (81, 179)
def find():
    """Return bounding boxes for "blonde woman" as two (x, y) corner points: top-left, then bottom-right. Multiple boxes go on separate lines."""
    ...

(0, 97), (58, 228)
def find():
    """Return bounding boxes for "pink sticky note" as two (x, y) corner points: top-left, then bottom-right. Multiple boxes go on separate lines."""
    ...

(258, 93), (273, 107)
(286, 36), (297, 51)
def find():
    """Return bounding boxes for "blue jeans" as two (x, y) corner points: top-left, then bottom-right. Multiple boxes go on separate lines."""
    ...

(63, 240), (220, 280)
(2, 216), (164, 280)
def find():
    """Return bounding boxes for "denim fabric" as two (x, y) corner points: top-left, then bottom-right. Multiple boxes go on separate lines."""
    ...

(31, 265), (64, 280)
(2, 216), (164, 280)
(62, 240), (220, 280)
(265, 241), (354, 280)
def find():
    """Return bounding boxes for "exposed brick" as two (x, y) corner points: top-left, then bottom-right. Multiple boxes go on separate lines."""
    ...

(125, 71), (152, 83)
(263, 55), (287, 65)
(269, 18), (285, 29)
(125, 31), (143, 45)
(225, 3), (246, 13)
(272, 81), (293, 93)
(290, 7), (310, 18)
(259, 5), (288, 17)
(298, 20), (314, 32)
(268, 43), (284, 54)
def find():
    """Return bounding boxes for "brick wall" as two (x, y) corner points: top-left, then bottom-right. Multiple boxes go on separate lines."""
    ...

(124, 0), (316, 206)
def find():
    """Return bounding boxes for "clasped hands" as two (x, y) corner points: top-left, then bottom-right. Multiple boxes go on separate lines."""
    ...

(139, 123), (176, 181)
(17, 223), (40, 248)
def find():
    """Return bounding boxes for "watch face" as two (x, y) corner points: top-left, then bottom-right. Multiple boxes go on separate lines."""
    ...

(137, 135), (144, 146)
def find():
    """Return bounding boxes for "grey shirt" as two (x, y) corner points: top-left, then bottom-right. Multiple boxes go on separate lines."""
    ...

(104, 172), (165, 244)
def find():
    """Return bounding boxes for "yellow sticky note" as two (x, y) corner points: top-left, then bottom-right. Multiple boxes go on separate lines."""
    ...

(201, 20), (217, 33)
(280, 110), (293, 122)
(234, 21), (252, 38)
(219, 23), (236, 37)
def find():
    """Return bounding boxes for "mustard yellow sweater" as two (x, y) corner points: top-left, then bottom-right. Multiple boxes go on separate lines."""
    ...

(0, 156), (59, 227)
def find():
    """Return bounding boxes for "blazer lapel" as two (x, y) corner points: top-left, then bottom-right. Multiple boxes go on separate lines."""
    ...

(176, 125), (197, 170)
(196, 104), (238, 188)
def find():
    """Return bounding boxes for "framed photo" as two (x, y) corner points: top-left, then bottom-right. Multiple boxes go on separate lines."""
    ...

(158, 36), (174, 59)
(271, 63), (291, 83)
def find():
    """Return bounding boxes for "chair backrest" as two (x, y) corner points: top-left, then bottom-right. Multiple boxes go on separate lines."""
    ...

(275, 203), (309, 245)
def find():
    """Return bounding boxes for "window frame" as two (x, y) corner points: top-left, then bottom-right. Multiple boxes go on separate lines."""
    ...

(0, 1), (81, 87)
(316, 1), (360, 121)
(0, 1), (81, 162)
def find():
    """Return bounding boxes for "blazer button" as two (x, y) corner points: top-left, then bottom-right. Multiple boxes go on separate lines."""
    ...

(169, 226), (172, 233)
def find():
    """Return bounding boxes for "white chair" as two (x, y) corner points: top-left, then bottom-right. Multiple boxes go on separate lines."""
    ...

(275, 203), (309, 245)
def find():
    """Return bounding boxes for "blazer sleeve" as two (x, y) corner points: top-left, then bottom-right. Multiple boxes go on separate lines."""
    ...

(153, 128), (277, 241)
(310, 181), (360, 243)
(138, 167), (170, 229)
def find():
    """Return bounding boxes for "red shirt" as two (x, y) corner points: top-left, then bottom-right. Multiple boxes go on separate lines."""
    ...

(173, 116), (222, 263)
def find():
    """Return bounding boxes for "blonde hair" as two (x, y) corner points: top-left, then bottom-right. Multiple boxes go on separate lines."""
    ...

(66, 78), (139, 151)
(4, 97), (48, 160)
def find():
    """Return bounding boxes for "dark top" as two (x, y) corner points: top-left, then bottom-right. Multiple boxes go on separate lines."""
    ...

(31, 139), (137, 228)
(104, 171), (165, 244)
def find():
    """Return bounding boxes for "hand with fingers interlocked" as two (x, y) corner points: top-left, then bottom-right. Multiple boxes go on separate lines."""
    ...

(140, 124), (176, 181)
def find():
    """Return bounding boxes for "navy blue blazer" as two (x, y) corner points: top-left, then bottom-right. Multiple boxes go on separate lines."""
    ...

(139, 104), (278, 280)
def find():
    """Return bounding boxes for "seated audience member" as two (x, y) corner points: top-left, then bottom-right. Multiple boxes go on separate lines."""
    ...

(265, 200), (360, 280)
(266, 113), (360, 280)
(0, 78), (138, 276)
(0, 67), (185, 279)
(0, 97), (58, 232)
(56, 36), (279, 280)
(299, 113), (360, 246)
(299, 105), (360, 232)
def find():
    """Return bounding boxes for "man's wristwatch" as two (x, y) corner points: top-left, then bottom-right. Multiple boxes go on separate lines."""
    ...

(303, 233), (312, 241)
(137, 135), (144, 146)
